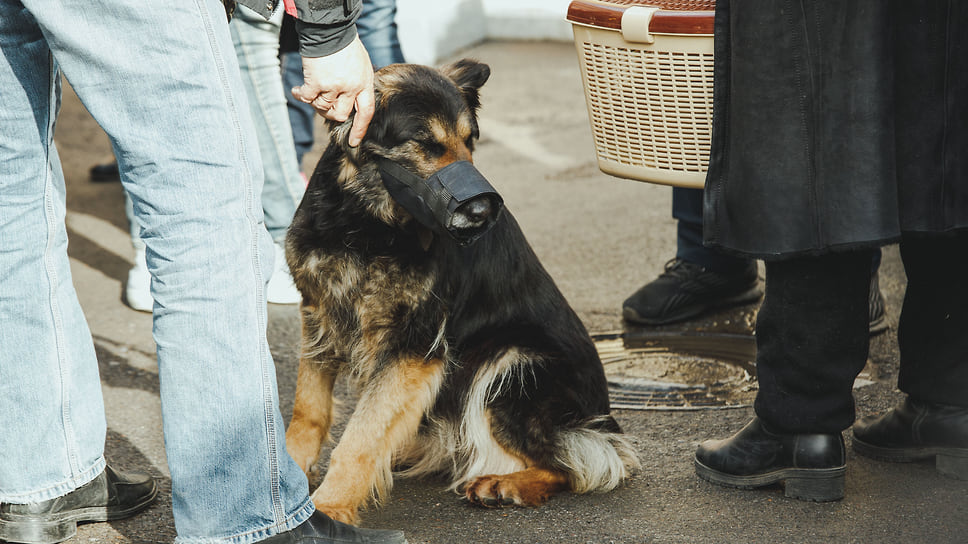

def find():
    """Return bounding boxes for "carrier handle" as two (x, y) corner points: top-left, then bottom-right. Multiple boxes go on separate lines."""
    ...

(621, 6), (660, 44)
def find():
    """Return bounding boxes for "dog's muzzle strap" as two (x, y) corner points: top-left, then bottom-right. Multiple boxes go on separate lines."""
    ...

(378, 158), (504, 245)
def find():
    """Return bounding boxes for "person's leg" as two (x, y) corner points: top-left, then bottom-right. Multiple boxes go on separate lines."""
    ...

(25, 0), (314, 539)
(356, 0), (405, 70)
(280, 49), (316, 168)
(754, 251), (873, 433)
(0, 4), (156, 541)
(695, 250), (873, 502)
(623, 187), (760, 325)
(0, 0), (108, 504)
(230, 4), (304, 304)
(853, 232), (968, 479)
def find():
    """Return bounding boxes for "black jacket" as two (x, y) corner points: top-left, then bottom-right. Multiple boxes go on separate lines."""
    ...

(239, 0), (360, 57)
(703, 0), (968, 259)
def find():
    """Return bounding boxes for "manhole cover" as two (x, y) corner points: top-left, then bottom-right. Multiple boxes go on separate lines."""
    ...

(595, 331), (757, 411)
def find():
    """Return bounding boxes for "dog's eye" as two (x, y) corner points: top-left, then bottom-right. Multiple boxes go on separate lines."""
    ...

(419, 139), (447, 157)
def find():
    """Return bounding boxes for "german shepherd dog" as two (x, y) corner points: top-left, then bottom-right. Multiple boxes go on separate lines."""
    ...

(283, 59), (638, 525)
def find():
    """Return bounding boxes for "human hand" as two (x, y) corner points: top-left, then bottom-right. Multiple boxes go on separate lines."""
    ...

(291, 36), (375, 147)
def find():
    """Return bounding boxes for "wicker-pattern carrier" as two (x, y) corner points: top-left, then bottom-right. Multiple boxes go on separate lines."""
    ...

(567, 1), (715, 188)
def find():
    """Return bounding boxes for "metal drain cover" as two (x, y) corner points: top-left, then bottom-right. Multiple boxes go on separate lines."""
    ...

(594, 331), (757, 411)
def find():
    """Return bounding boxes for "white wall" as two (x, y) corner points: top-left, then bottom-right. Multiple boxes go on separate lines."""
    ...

(396, 0), (572, 65)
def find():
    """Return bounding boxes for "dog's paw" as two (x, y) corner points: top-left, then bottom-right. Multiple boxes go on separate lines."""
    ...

(463, 475), (544, 508)
(314, 502), (360, 526)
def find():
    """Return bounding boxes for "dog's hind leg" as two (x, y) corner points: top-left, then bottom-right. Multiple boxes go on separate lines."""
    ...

(286, 357), (338, 479)
(311, 357), (446, 525)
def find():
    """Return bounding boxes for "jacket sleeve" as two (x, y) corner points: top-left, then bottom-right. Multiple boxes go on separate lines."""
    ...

(235, 0), (361, 57)
(291, 0), (362, 57)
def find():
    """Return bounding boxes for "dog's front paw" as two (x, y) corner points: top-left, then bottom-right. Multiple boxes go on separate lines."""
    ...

(314, 502), (360, 526)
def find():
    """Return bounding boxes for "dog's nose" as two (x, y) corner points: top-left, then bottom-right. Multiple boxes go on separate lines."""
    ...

(461, 198), (493, 223)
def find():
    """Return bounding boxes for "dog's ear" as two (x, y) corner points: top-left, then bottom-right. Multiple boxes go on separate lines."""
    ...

(440, 59), (490, 113)
(329, 87), (385, 161)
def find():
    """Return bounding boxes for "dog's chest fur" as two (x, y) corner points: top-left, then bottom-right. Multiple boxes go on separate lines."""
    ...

(293, 226), (448, 380)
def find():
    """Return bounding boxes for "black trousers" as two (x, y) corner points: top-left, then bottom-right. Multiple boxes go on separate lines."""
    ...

(755, 232), (968, 434)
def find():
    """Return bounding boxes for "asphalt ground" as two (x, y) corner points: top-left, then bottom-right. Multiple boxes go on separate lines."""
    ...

(50, 40), (967, 543)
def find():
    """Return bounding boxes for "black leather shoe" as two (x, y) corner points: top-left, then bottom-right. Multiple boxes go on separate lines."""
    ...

(89, 161), (120, 182)
(622, 259), (761, 325)
(695, 417), (846, 501)
(853, 397), (968, 480)
(0, 466), (157, 543)
(262, 511), (407, 543)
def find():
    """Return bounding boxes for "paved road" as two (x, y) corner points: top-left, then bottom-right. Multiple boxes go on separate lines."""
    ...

(53, 40), (966, 543)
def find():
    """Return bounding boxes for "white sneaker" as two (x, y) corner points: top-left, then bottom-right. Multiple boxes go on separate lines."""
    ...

(267, 242), (301, 304)
(125, 247), (153, 313)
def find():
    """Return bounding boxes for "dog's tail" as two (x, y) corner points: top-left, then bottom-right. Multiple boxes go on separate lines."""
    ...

(554, 416), (640, 493)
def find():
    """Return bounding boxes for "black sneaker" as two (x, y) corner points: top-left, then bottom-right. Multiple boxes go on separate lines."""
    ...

(261, 510), (407, 543)
(89, 161), (120, 182)
(622, 258), (761, 325)
(0, 466), (157, 544)
(868, 273), (887, 335)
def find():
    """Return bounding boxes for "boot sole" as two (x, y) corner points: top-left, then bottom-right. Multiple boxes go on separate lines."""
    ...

(623, 285), (763, 326)
(0, 486), (157, 544)
(694, 457), (846, 502)
(852, 438), (968, 480)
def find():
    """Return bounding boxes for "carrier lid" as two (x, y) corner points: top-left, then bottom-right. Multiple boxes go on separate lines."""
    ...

(566, 0), (715, 35)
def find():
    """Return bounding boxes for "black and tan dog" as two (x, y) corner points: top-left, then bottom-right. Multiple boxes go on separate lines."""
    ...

(283, 59), (638, 525)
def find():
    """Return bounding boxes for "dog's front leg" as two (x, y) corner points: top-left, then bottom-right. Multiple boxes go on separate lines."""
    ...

(286, 356), (338, 479)
(311, 357), (446, 525)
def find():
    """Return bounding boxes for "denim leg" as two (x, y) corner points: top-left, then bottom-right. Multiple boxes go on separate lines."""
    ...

(281, 0), (405, 168)
(357, 0), (405, 69)
(231, 4), (305, 243)
(0, 2), (107, 503)
(673, 187), (751, 273)
(18, 0), (313, 541)
(280, 51), (316, 168)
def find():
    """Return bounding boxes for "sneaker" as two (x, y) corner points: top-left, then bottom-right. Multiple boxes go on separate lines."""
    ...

(261, 510), (407, 543)
(89, 161), (120, 183)
(267, 242), (301, 305)
(0, 466), (157, 544)
(868, 273), (887, 335)
(124, 247), (153, 313)
(622, 259), (761, 325)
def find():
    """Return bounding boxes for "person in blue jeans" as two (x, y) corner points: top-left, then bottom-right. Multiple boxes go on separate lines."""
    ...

(122, 2), (307, 311)
(0, 0), (404, 542)
(280, 0), (405, 168)
(623, 186), (887, 333)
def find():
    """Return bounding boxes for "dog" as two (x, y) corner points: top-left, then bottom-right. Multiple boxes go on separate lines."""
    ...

(283, 59), (639, 526)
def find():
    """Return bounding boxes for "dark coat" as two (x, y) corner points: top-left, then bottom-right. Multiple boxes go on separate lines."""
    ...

(703, 0), (968, 259)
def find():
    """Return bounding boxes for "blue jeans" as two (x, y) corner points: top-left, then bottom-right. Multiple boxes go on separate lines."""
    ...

(283, 0), (404, 165)
(0, 0), (313, 541)
(230, 4), (304, 243)
(124, 4), (304, 245)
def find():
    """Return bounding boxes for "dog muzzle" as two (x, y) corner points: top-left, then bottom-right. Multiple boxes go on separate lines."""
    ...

(378, 158), (504, 245)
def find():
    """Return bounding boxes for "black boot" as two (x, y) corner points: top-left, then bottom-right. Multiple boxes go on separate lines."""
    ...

(0, 466), (157, 544)
(261, 510), (407, 543)
(695, 417), (847, 502)
(853, 397), (968, 480)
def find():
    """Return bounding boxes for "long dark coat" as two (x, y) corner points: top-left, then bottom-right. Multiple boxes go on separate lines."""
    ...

(703, 0), (968, 259)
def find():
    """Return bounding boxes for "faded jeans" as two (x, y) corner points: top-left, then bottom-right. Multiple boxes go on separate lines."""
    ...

(0, 0), (313, 541)
(283, 0), (404, 165)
